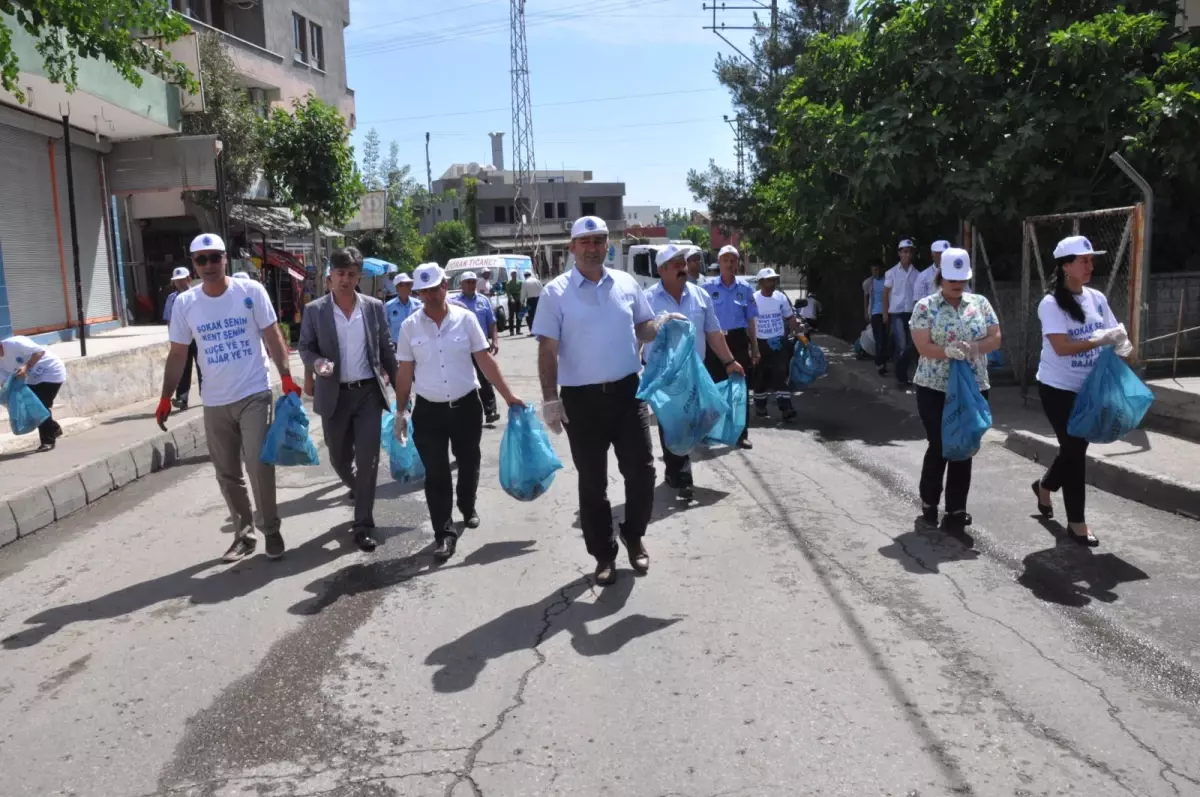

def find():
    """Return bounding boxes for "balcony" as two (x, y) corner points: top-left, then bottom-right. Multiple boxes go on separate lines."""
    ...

(479, 219), (625, 240)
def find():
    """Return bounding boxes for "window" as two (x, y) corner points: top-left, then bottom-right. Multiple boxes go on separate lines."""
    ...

(633, 253), (656, 279)
(581, 201), (596, 216)
(557, 202), (567, 219)
(493, 206), (506, 224)
(544, 202), (555, 220)
(309, 22), (325, 70)
(453, 208), (460, 221)
(292, 13), (308, 62)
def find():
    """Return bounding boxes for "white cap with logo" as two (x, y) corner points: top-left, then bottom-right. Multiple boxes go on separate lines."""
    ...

(898, 238), (916, 250)
(171, 266), (191, 281)
(412, 262), (445, 289)
(570, 216), (608, 240)
(939, 248), (973, 281)
(189, 233), (226, 253)
(718, 245), (740, 259)
(1053, 235), (1107, 259)
(931, 240), (952, 253)
(655, 244), (687, 267)
(459, 271), (478, 282)
(757, 267), (780, 280)
(683, 245), (704, 260)
(394, 272), (413, 286)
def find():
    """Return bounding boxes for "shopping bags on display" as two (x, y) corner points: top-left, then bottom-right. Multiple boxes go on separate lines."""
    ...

(260, 394), (320, 466)
(499, 404), (563, 501)
(1067, 347), (1155, 444)
(789, 340), (828, 387)
(637, 320), (726, 457)
(4, 375), (50, 436)
(382, 404), (426, 483)
(702, 374), (748, 447)
(942, 360), (993, 461)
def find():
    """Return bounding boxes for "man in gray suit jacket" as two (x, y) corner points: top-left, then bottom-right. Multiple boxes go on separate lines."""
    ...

(299, 248), (398, 552)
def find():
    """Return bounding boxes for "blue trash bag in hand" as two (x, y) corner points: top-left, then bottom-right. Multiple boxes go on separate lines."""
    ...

(382, 404), (426, 483)
(702, 374), (748, 447)
(499, 404), (563, 501)
(637, 320), (726, 456)
(942, 360), (993, 461)
(1067, 347), (1155, 444)
(5, 375), (50, 436)
(789, 341), (828, 387)
(260, 394), (320, 466)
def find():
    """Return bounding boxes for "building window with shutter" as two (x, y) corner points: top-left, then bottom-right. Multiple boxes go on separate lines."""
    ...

(543, 202), (554, 219)
(293, 13), (308, 63)
(310, 23), (325, 71)
(557, 202), (567, 219)
(581, 201), (596, 217)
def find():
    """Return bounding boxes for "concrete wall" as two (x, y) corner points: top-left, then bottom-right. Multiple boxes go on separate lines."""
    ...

(1144, 271), (1200, 360)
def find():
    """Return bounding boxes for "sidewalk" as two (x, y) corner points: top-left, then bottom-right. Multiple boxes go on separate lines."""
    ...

(0, 353), (305, 547)
(819, 336), (1200, 520)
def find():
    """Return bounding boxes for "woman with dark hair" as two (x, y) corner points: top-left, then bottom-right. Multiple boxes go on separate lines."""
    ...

(1033, 236), (1130, 546)
(909, 248), (1001, 531)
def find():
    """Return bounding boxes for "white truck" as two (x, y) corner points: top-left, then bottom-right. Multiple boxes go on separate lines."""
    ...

(444, 254), (534, 332)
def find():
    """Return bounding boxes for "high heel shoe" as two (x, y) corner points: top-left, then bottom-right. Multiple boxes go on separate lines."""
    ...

(1031, 480), (1053, 518)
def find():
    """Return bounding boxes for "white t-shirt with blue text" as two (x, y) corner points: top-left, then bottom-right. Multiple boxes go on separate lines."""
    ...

(168, 280), (278, 407)
(753, 291), (794, 340)
(1036, 287), (1119, 392)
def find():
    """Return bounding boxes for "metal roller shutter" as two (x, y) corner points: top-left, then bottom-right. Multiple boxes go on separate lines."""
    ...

(53, 143), (114, 322)
(0, 124), (69, 332)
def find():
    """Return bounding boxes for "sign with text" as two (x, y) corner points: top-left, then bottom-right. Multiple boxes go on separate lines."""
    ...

(343, 190), (388, 231)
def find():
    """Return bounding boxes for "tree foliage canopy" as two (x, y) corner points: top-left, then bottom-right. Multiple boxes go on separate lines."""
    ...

(422, 220), (475, 266)
(681, 224), (711, 251)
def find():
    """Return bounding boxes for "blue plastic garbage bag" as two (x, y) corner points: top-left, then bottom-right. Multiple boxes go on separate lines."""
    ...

(637, 320), (726, 457)
(986, 349), (1004, 370)
(0, 375), (12, 407)
(5, 375), (50, 436)
(1067, 347), (1154, 444)
(789, 341), (828, 387)
(499, 404), (563, 501)
(942, 360), (993, 461)
(382, 404), (426, 483)
(260, 394), (320, 466)
(702, 374), (748, 447)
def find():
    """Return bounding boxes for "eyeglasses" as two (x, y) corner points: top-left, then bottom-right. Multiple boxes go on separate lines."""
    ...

(193, 253), (224, 266)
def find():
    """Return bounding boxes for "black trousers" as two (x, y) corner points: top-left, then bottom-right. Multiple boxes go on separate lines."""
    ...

(28, 381), (62, 445)
(705, 327), (753, 442)
(472, 360), (497, 416)
(561, 374), (655, 562)
(525, 297), (539, 330)
(658, 424), (691, 487)
(916, 385), (989, 514)
(412, 391), (484, 538)
(507, 298), (523, 334)
(870, 313), (889, 368)
(1039, 382), (1089, 523)
(176, 340), (202, 400)
(752, 340), (795, 412)
(322, 383), (384, 530)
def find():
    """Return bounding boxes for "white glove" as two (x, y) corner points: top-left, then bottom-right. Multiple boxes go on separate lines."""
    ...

(394, 411), (410, 445)
(543, 399), (568, 435)
(315, 358), (335, 377)
(1091, 325), (1129, 350)
(944, 341), (967, 360)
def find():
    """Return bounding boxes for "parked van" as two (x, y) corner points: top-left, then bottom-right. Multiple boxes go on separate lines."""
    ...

(444, 255), (533, 331)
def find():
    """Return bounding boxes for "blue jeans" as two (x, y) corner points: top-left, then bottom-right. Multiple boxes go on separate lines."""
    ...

(890, 312), (914, 384)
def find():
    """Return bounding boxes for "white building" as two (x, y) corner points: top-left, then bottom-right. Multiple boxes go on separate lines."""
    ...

(625, 205), (661, 227)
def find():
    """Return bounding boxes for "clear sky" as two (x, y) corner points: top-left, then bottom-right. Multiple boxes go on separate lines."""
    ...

(344, 0), (758, 212)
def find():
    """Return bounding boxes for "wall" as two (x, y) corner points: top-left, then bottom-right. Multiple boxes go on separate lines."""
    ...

(1144, 271), (1200, 360)
(266, 0), (353, 114)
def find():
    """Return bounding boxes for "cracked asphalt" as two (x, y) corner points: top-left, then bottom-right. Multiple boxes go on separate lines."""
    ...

(2, 335), (1199, 797)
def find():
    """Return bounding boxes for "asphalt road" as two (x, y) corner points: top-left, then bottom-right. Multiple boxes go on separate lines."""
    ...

(2, 334), (1199, 797)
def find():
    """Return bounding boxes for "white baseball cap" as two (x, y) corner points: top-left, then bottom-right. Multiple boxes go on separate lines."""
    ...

(394, 272), (413, 286)
(459, 271), (478, 282)
(683, 245), (704, 260)
(412, 262), (445, 289)
(931, 240), (952, 253)
(570, 216), (608, 240)
(232, 271), (252, 280)
(189, 233), (225, 253)
(939, 248), (972, 281)
(718, 245), (740, 258)
(1053, 235), (1107, 259)
(171, 266), (191, 281)
(757, 267), (779, 280)
(898, 238), (916, 250)
(655, 244), (687, 267)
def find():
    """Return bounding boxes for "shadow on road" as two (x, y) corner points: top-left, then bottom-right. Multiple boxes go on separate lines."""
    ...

(878, 520), (981, 575)
(425, 574), (682, 693)
(1017, 519), (1150, 607)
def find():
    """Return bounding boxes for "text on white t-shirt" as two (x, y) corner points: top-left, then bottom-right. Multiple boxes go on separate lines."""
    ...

(1035, 287), (1119, 392)
(753, 291), (793, 339)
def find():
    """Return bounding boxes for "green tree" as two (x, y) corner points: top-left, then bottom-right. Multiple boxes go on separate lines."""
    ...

(261, 94), (364, 269)
(463, 176), (480, 245)
(422, 220), (475, 266)
(0, 0), (197, 102)
(360, 127), (382, 190)
(681, 224), (711, 251)
(182, 32), (263, 232)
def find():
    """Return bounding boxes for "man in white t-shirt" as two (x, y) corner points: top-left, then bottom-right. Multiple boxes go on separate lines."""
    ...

(157, 233), (302, 563)
(883, 238), (922, 387)
(798, 292), (821, 330)
(0, 335), (68, 452)
(520, 270), (542, 333)
(752, 267), (802, 422)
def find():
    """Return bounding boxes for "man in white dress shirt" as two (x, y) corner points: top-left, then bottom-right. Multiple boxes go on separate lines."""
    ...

(394, 263), (523, 561)
(915, 239), (950, 301)
(520, 270), (543, 333)
(883, 238), (922, 387)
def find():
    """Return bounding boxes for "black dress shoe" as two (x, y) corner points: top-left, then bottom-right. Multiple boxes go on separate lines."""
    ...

(434, 536), (457, 561)
(353, 528), (378, 552)
(463, 510), (481, 529)
(593, 560), (617, 585)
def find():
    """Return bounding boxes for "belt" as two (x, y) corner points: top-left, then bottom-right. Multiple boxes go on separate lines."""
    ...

(415, 392), (476, 409)
(564, 373), (639, 394)
(340, 378), (374, 390)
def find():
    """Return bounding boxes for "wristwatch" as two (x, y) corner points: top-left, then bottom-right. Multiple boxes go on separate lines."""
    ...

(722, 358), (736, 368)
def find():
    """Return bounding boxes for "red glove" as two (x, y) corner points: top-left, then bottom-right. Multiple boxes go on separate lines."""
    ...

(281, 375), (302, 397)
(155, 397), (172, 427)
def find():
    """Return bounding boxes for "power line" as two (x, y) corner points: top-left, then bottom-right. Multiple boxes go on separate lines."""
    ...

(349, 0), (505, 33)
(359, 86), (722, 126)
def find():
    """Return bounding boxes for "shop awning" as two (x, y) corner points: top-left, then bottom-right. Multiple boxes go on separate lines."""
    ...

(231, 204), (342, 238)
(486, 236), (571, 251)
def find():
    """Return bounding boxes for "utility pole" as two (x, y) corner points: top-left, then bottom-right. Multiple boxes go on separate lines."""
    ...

(723, 114), (745, 185)
(425, 132), (432, 194)
(701, 0), (778, 78)
(510, 0), (541, 268)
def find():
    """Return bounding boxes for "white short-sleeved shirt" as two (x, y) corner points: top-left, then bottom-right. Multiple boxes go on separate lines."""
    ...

(914, 265), (938, 301)
(647, 281), (721, 359)
(168, 280), (278, 407)
(531, 267), (655, 387)
(753, 291), (794, 340)
(1036, 288), (1120, 392)
(0, 336), (67, 385)
(884, 263), (922, 313)
(395, 304), (488, 402)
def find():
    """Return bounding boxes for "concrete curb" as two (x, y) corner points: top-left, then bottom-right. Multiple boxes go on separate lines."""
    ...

(1005, 430), (1200, 520)
(0, 412), (209, 548)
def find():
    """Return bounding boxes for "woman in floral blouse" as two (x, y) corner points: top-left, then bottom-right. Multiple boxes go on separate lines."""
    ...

(908, 248), (1002, 532)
